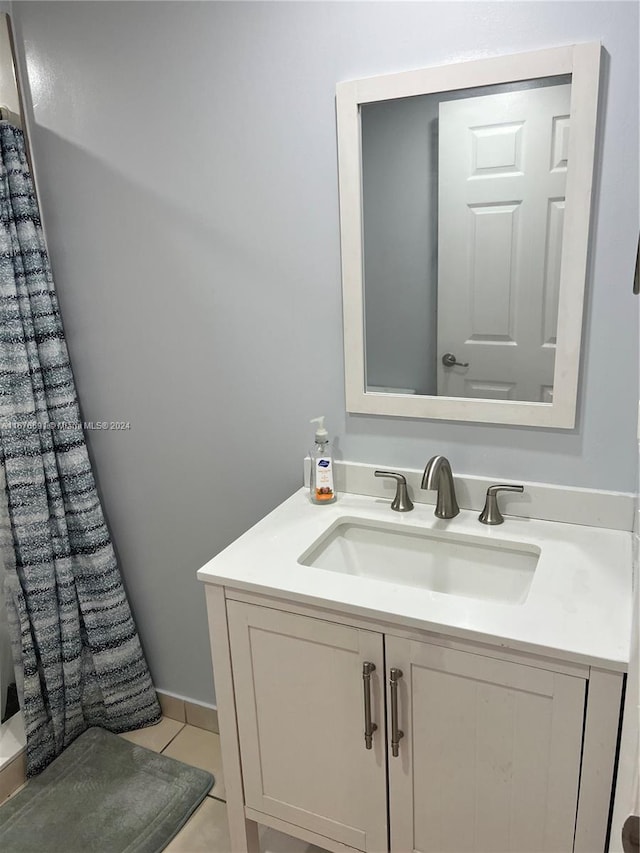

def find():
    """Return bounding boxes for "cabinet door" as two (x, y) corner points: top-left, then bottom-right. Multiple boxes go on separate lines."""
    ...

(227, 601), (388, 852)
(386, 637), (586, 853)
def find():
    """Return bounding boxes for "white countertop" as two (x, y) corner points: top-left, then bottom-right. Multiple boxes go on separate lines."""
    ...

(197, 488), (632, 671)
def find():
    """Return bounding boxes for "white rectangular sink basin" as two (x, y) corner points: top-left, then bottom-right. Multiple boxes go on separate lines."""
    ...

(299, 518), (540, 605)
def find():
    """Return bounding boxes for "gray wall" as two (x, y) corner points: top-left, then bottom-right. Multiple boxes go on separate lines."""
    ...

(8, 1), (639, 706)
(362, 96), (438, 395)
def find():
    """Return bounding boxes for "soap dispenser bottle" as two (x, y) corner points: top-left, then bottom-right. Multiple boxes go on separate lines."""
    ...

(309, 416), (336, 505)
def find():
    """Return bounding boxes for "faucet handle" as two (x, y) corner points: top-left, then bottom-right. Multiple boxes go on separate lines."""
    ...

(374, 471), (414, 512)
(479, 484), (524, 525)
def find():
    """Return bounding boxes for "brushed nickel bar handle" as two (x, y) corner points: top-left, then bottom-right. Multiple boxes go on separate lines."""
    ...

(390, 667), (404, 758)
(362, 662), (377, 749)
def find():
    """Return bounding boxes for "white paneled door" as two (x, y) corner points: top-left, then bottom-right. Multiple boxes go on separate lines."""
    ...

(386, 636), (586, 853)
(437, 84), (571, 401)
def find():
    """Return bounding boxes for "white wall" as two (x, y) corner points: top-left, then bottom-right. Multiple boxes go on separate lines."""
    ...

(609, 280), (640, 850)
(8, 1), (639, 705)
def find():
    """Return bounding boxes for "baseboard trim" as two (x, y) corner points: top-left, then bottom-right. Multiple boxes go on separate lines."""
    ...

(156, 690), (218, 733)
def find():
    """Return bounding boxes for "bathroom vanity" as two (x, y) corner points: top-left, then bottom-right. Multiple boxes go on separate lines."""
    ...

(198, 470), (631, 853)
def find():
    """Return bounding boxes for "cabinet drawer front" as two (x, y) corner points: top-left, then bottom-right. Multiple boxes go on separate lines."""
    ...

(387, 637), (585, 853)
(227, 601), (388, 853)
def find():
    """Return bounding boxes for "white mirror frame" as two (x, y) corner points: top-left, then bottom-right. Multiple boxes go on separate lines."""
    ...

(337, 43), (602, 428)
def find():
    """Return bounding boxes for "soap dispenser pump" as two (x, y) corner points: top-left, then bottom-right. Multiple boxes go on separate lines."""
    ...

(309, 416), (336, 505)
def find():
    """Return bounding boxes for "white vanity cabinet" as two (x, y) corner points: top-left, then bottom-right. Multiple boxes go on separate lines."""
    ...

(386, 636), (585, 853)
(208, 589), (617, 853)
(226, 601), (388, 852)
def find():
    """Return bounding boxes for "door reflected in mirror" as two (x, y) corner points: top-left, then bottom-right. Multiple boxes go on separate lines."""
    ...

(337, 44), (601, 427)
(361, 75), (571, 404)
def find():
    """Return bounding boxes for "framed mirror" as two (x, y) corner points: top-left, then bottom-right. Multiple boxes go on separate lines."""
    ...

(337, 44), (602, 428)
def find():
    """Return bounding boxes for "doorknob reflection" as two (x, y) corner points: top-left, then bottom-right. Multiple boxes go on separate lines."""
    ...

(442, 353), (469, 368)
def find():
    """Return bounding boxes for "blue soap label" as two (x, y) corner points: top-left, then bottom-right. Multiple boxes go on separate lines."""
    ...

(314, 456), (334, 501)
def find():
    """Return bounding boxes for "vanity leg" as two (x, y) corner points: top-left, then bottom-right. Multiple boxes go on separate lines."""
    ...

(205, 584), (260, 853)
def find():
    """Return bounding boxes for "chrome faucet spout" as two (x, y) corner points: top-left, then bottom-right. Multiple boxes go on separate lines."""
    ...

(421, 455), (460, 519)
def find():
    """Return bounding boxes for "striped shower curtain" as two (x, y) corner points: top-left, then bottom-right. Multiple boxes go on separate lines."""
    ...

(0, 120), (160, 775)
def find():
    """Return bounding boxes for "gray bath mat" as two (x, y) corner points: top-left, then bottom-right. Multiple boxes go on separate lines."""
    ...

(0, 726), (214, 852)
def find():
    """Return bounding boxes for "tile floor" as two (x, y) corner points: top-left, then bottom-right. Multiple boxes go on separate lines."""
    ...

(118, 717), (230, 851)
(119, 717), (326, 853)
